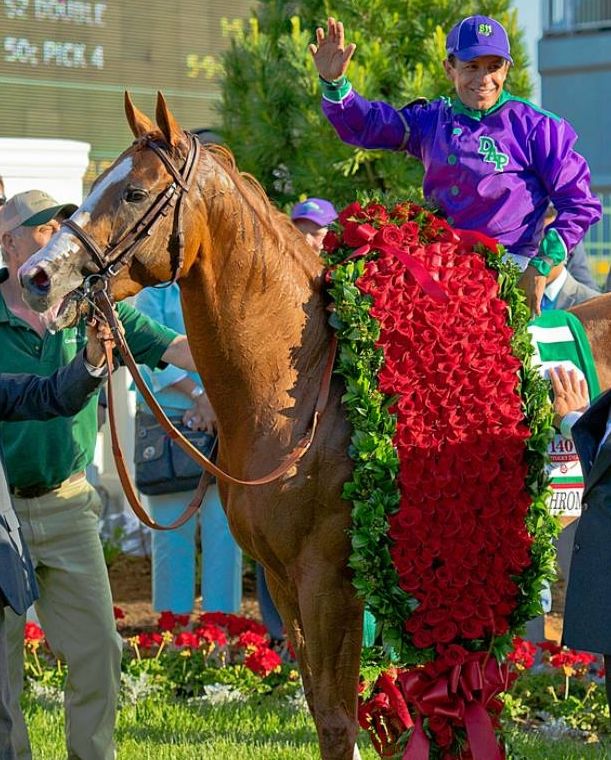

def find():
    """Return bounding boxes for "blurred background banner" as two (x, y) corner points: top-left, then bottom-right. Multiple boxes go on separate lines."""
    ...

(0, 0), (253, 190)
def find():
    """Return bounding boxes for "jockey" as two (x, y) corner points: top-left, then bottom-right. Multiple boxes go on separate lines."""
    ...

(309, 15), (602, 316)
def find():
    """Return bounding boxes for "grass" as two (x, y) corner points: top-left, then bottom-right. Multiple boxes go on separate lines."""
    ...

(23, 692), (611, 759)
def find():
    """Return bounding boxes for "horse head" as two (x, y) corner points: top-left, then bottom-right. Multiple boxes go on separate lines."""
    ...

(19, 92), (209, 327)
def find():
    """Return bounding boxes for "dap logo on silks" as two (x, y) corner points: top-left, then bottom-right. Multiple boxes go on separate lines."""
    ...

(478, 136), (509, 172)
(478, 23), (493, 36)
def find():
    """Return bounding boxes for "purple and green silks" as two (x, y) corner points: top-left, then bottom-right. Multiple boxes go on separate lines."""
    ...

(322, 88), (601, 262)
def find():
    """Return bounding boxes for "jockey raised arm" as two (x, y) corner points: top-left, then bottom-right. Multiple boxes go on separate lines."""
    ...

(309, 15), (602, 317)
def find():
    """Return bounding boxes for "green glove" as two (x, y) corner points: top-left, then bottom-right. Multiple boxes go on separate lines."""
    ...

(530, 228), (567, 276)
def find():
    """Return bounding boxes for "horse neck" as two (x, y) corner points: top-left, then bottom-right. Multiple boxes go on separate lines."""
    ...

(571, 293), (611, 392)
(178, 175), (330, 450)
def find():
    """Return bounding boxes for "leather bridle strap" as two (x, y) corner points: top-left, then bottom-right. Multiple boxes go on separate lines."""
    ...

(95, 290), (337, 528)
(102, 334), (213, 531)
(63, 133), (201, 283)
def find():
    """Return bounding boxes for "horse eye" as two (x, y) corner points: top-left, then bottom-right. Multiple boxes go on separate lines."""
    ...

(124, 188), (149, 203)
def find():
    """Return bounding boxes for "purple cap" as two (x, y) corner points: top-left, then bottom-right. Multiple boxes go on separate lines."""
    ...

(291, 198), (337, 227)
(446, 15), (513, 65)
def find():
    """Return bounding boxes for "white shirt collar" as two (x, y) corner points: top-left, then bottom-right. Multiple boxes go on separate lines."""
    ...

(544, 267), (568, 303)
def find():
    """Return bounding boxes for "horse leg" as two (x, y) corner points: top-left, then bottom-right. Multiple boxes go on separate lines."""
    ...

(266, 571), (364, 760)
(295, 562), (364, 760)
(265, 571), (318, 720)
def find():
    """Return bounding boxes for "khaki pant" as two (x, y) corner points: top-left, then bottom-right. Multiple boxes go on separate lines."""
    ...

(6, 479), (121, 760)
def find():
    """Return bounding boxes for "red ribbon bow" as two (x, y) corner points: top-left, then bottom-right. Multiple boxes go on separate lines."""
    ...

(337, 223), (449, 303)
(396, 653), (509, 760)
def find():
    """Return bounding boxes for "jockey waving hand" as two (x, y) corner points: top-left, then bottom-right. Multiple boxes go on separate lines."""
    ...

(309, 15), (602, 317)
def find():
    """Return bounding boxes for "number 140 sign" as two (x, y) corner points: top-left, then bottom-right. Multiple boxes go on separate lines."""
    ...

(547, 434), (583, 517)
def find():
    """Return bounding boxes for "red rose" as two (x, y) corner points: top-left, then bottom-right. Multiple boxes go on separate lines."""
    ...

(441, 644), (468, 666)
(460, 617), (484, 639)
(322, 230), (341, 253)
(412, 628), (434, 649)
(113, 606), (125, 621)
(374, 225), (404, 249)
(338, 201), (366, 225)
(433, 621), (458, 644)
(424, 608), (449, 627)
(364, 203), (389, 223)
(399, 222), (420, 244)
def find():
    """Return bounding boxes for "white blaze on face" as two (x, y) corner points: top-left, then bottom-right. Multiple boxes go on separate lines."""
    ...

(22, 155), (135, 275)
(72, 155), (134, 226)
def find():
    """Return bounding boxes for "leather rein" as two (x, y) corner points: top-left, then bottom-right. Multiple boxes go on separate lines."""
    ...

(72, 132), (337, 531)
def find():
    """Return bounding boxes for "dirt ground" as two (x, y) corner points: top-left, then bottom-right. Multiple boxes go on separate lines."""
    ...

(108, 553), (565, 642)
(108, 554), (260, 632)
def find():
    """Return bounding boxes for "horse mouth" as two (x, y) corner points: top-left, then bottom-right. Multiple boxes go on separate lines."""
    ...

(40, 291), (85, 332)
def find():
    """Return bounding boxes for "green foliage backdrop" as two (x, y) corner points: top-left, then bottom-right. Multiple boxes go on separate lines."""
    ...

(219, 0), (532, 207)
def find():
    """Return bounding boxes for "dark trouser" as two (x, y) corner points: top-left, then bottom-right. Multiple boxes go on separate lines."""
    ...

(256, 563), (284, 641)
(0, 606), (16, 760)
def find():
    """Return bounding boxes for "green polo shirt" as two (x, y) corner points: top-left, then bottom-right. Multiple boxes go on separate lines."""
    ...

(0, 295), (178, 489)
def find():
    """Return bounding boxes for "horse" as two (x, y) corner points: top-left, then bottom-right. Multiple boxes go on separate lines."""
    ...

(19, 93), (363, 760)
(17, 92), (611, 758)
(569, 294), (611, 391)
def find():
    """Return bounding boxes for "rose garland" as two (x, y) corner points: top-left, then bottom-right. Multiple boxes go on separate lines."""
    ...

(322, 200), (558, 759)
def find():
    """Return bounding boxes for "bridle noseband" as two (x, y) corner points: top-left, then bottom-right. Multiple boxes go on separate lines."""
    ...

(62, 132), (201, 286)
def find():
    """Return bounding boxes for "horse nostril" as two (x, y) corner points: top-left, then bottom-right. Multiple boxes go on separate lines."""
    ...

(26, 267), (52, 295)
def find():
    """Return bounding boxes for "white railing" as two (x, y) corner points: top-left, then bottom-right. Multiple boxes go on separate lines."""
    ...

(543, 0), (611, 33)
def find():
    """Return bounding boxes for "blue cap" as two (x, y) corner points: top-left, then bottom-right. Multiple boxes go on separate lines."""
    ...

(446, 16), (513, 65)
(291, 198), (337, 227)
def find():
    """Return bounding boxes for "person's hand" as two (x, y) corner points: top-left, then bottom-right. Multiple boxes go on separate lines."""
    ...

(182, 392), (217, 434)
(518, 265), (547, 318)
(85, 320), (114, 367)
(308, 17), (356, 82)
(549, 366), (589, 428)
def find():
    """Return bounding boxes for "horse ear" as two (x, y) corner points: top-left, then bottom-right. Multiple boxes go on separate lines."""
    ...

(124, 92), (154, 138)
(155, 91), (184, 147)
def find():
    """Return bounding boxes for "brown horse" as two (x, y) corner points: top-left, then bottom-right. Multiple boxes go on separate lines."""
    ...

(19, 93), (363, 760)
(569, 294), (611, 391)
(17, 92), (611, 758)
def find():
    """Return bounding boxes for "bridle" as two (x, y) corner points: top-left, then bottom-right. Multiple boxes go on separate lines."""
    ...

(63, 131), (201, 285)
(63, 133), (337, 531)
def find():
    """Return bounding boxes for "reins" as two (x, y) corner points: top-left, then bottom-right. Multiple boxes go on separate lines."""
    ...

(95, 287), (337, 531)
(65, 130), (337, 530)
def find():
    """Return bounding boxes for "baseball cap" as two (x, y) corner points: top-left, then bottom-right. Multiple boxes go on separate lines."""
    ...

(446, 16), (513, 65)
(0, 190), (77, 236)
(291, 198), (337, 228)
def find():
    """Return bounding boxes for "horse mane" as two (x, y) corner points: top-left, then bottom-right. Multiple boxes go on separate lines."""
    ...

(203, 144), (269, 206)
(199, 143), (315, 269)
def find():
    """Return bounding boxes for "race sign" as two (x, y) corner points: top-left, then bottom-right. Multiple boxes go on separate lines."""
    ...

(526, 313), (599, 519)
(546, 433), (583, 517)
